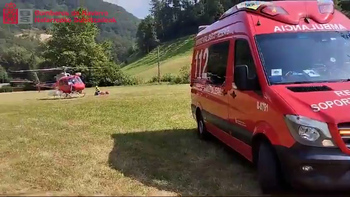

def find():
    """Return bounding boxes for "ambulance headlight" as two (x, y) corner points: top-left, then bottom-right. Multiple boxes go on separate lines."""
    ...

(285, 115), (336, 147)
(298, 126), (320, 141)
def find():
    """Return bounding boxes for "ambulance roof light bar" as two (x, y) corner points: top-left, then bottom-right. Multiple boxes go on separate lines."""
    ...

(219, 0), (334, 20)
(261, 4), (288, 16)
(219, 1), (287, 20)
(317, 0), (334, 14)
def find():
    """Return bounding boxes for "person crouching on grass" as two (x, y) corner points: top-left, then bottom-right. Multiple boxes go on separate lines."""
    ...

(94, 86), (109, 96)
(95, 86), (101, 95)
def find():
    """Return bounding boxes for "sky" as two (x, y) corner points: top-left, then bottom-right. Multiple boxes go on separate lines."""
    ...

(103, 0), (150, 19)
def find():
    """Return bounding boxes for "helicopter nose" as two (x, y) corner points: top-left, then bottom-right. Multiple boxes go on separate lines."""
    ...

(73, 84), (85, 90)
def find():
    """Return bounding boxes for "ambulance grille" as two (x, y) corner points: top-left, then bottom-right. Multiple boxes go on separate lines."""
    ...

(338, 123), (350, 148)
(286, 85), (332, 92)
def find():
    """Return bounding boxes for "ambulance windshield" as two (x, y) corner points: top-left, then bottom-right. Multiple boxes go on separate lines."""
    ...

(256, 31), (350, 85)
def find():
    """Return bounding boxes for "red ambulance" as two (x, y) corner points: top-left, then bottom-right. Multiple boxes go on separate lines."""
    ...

(190, 0), (350, 194)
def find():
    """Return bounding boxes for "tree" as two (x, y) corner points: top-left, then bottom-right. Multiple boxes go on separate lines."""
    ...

(200, 0), (225, 23)
(136, 15), (158, 53)
(0, 46), (42, 81)
(0, 66), (8, 83)
(0, 46), (35, 70)
(334, 0), (342, 10)
(140, 0), (228, 44)
(150, 0), (166, 41)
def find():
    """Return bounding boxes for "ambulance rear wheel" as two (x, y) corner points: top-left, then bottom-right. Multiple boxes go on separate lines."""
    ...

(196, 111), (210, 140)
(257, 141), (285, 194)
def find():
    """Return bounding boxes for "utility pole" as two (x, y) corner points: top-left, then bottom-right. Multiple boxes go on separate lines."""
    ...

(157, 45), (160, 83)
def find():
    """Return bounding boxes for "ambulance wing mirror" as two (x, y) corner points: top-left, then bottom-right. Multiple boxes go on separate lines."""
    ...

(234, 65), (258, 91)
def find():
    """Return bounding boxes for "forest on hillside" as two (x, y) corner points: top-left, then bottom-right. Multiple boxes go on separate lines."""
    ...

(0, 0), (140, 64)
(136, 0), (350, 54)
(0, 0), (142, 88)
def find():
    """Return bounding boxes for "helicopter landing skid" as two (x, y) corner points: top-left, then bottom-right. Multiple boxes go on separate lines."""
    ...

(65, 91), (86, 98)
(46, 90), (85, 100)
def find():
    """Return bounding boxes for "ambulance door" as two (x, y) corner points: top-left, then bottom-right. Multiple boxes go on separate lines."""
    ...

(200, 40), (232, 138)
(228, 37), (264, 152)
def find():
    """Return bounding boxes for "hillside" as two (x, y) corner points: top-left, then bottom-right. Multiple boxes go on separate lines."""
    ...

(122, 35), (195, 81)
(0, 0), (140, 63)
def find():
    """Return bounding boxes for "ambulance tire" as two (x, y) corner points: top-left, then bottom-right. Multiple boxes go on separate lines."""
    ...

(257, 141), (285, 194)
(196, 111), (210, 140)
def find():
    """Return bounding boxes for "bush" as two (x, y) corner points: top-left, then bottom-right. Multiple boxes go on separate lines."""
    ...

(96, 63), (123, 86)
(0, 85), (13, 93)
(161, 73), (175, 82)
(148, 76), (160, 83)
(148, 69), (190, 84)
(179, 65), (190, 84)
(172, 76), (182, 84)
(113, 72), (142, 86)
(147, 65), (190, 85)
(23, 83), (37, 91)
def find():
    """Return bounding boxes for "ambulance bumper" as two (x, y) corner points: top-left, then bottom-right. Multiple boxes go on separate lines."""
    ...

(276, 143), (350, 191)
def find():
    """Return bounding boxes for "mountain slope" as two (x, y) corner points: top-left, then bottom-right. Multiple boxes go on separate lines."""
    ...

(122, 35), (195, 81)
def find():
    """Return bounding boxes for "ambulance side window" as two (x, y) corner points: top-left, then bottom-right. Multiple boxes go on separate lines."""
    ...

(207, 41), (230, 85)
(235, 39), (257, 79)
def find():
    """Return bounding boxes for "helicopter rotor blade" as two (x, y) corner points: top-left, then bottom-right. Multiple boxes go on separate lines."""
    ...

(8, 68), (64, 73)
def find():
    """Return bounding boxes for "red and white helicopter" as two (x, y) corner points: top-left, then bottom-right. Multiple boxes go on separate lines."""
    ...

(10, 66), (86, 98)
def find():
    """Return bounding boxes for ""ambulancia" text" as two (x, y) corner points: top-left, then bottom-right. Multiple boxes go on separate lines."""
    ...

(274, 24), (346, 32)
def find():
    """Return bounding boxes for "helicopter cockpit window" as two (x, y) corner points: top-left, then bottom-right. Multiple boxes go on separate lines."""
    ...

(76, 77), (83, 83)
(68, 78), (78, 84)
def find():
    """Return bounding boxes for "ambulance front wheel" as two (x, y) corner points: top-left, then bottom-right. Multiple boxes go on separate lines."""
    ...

(257, 141), (286, 194)
(196, 111), (210, 140)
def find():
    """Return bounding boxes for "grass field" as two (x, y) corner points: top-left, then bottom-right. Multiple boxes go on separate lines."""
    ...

(0, 85), (261, 196)
(122, 36), (194, 81)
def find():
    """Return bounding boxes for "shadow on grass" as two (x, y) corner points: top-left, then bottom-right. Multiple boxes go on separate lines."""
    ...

(37, 96), (81, 101)
(108, 129), (260, 196)
(108, 129), (350, 196)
